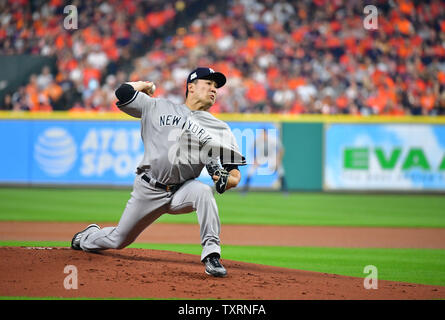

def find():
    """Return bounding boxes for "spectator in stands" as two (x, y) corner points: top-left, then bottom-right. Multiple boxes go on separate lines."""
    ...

(2, 0), (445, 116)
(1, 94), (13, 110)
(11, 87), (29, 111)
(36, 66), (53, 90)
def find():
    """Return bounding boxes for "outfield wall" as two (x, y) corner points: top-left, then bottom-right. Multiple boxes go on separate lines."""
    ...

(1, 112), (444, 191)
(324, 123), (445, 191)
(0, 115), (280, 189)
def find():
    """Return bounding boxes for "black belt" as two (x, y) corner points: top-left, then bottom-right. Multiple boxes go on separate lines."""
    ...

(141, 174), (183, 193)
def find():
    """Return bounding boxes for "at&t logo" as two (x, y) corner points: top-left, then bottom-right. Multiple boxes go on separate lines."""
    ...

(34, 127), (77, 176)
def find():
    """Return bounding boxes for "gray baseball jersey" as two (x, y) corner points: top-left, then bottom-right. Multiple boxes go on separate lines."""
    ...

(79, 90), (245, 261)
(120, 91), (245, 184)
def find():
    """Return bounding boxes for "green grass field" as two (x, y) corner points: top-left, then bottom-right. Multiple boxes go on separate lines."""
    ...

(1, 187), (445, 227)
(1, 187), (445, 288)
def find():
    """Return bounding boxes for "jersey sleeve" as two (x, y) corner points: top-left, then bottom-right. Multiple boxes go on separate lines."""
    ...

(220, 129), (247, 166)
(115, 84), (155, 118)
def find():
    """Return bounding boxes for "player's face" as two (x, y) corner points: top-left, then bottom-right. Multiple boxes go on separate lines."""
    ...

(193, 79), (218, 108)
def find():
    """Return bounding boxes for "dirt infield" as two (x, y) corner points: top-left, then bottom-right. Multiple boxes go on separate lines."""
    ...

(1, 221), (445, 299)
(1, 247), (445, 300)
(1, 221), (445, 248)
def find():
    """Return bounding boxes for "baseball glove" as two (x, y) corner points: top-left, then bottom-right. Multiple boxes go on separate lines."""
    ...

(206, 160), (229, 194)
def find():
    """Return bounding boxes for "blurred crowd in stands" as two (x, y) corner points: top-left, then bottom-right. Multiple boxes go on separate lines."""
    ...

(1, 0), (445, 115)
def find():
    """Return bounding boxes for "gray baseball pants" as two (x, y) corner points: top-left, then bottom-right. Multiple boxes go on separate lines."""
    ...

(79, 173), (221, 261)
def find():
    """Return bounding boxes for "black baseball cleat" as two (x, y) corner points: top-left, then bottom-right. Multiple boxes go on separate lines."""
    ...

(71, 224), (100, 250)
(203, 253), (227, 277)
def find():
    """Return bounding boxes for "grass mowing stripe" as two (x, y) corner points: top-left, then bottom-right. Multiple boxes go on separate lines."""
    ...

(0, 188), (127, 222)
(2, 241), (444, 287)
(1, 188), (445, 227)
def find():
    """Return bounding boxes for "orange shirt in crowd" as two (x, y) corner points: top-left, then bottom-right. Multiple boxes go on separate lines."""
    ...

(326, 36), (341, 48)
(55, 34), (67, 50)
(267, 67), (280, 82)
(398, 43), (413, 59)
(420, 94), (436, 110)
(336, 95), (349, 110)
(32, 102), (53, 112)
(25, 83), (39, 108)
(83, 67), (101, 87)
(136, 16), (150, 34)
(246, 37), (261, 55)
(121, 0), (137, 15)
(59, 58), (78, 73)
(82, 27), (102, 46)
(34, 20), (46, 38)
(49, 0), (62, 8)
(438, 71), (445, 85)
(396, 18), (412, 35)
(291, 26), (308, 42)
(146, 8), (175, 29)
(330, 20), (342, 33)
(343, 36), (358, 55)
(238, 45), (255, 61)
(209, 24), (224, 39)
(45, 82), (63, 102)
(357, 37), (373, 56)
(366, 91), (389, 114)
(399, 0), (415, 15)
(290, 100), (305, 114)
(245, 81), (267, 104)
(183, 34), (199, 49)
(29, 92), (52, 112)
(411, 35), (423, 47)
(414, 78), (427, 92)
(383, 105), (405, 116)
(433, 45), (445, 57)
(380, 17), (395, 35)
(228, 67), (242, 79)
(102, 36), (119, 61)
(261, 37), (275, 52)
(287, 77), (306, 90)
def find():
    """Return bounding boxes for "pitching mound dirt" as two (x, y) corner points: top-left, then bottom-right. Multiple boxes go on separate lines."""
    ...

(1, 247), (444, 300)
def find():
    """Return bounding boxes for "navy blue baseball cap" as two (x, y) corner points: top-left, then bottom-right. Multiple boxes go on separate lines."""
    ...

(186, 67), (226, 96)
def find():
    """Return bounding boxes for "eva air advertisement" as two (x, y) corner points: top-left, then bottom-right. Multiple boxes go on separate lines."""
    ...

(325, 124), (445, 190)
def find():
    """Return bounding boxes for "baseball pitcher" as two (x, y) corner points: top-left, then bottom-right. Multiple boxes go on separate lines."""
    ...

(71, 67), (246, 277)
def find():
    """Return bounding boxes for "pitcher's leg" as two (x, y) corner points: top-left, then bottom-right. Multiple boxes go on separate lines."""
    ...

(168, 180), (221, 261)
(81, 193), (166, 251)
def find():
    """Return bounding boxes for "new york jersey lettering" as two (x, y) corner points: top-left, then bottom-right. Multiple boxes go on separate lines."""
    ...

(185, 119), (212, 146)
(160, 114), (182, 127)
